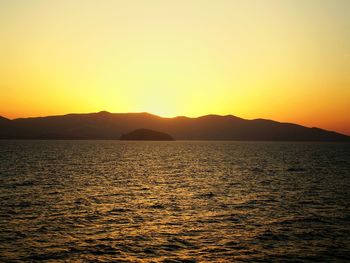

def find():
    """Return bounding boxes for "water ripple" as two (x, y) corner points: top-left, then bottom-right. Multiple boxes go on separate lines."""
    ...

(0, 141), (349, 262)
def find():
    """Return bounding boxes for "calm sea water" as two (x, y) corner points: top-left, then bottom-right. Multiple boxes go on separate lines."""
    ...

(0, 141), (349, 262)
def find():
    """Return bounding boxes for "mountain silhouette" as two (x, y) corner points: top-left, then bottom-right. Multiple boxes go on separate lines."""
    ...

(0, 116), (10, 123)
(120, 129), (174, 141)
(0, 111), (349, 141)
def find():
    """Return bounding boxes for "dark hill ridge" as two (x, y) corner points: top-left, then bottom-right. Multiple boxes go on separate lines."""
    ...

(120, 129), (174, 141)
(0, 116), (10, 123)
(0, 111), (349, 141)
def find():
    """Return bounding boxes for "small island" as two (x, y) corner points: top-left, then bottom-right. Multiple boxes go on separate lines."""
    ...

(120, 129), (175, 141)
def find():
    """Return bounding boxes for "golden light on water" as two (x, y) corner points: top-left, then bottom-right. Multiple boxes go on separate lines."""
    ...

(1, 0), (350, 134)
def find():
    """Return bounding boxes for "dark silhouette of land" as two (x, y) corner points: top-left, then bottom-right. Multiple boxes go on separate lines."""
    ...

(0, 111), (349, 141)
(120, 129), (174, 141)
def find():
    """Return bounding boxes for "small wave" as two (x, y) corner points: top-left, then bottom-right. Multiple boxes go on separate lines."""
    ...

(149, 204), (166, 209)
(196, 192), (215, 199)
(163, 258), (197, 263)
(251, 167), (264, 173)
(225, 241), (247, 250)
(256, 229), (291, 242)
(167, 237), (196, 248)
(272, 216), (328, 226)
(17, 201), (32, 208)
(109, 207), (131, 213)
(286, 167), (306, 172)
(27, 251), (68, 261)
(74, 198), (91, 206)
(224, 214), (242, 223)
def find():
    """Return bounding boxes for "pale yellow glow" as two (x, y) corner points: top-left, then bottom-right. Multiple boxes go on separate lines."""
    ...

(0, 0), (349, 134)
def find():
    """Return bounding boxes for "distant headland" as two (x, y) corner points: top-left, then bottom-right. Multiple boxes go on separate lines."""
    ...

(0, 111), (349, 141)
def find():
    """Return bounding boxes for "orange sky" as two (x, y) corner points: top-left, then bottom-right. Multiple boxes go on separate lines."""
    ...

(1, 0), (349, 135)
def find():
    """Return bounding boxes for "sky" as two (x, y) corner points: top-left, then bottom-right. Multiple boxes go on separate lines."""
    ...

(0, 0), (349, 134)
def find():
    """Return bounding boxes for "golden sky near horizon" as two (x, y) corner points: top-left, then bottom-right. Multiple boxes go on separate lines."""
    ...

(1, 0), (350, 134)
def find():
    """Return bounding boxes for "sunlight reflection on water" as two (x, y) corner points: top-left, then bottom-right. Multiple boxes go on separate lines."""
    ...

(0, 141), (349, 262)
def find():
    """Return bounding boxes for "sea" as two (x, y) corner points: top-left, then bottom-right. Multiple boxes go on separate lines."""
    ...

(0, 140), (349, 262)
